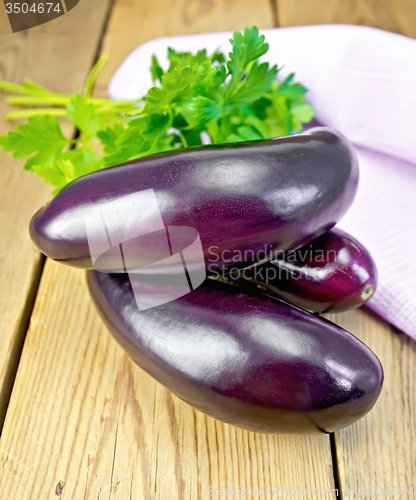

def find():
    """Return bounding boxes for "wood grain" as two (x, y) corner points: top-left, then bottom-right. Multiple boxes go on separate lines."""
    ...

(95, 0), (275, 98)
(0, 0), (111, 425)
(275, 0), (416, 491)
(0, 261), (335, 499)
(3, 0), (414, 497)
(275, 0), (416, 38)
(0, 1), (338, 497)
(325, 308), (416, 497)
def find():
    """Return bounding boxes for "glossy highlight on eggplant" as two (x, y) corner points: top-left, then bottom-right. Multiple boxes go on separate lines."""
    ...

(87, 271), (383, 434)
(233, 228), (377, 313)
(30, 127), (358, 273)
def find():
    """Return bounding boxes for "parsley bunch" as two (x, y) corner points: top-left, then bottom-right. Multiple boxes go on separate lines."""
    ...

(0, 27), (315, 194)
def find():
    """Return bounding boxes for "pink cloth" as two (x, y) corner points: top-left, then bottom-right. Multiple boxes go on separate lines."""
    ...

(108, 25), (416, 339)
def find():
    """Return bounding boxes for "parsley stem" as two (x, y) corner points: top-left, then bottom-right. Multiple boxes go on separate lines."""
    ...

(0, 30), (317, 194)
(6, 108), (67, 120)
(96, 101), (143, 113)
(22, 79), (53, 95)
(6, 96), (73, 106)
(0, 80), (34, 95)
(5, 95), (130, 106)
(83, 53), (110, 98)
(178, 130), (188, 148)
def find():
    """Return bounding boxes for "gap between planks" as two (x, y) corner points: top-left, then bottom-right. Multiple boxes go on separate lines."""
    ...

(0, 0), (116, 433)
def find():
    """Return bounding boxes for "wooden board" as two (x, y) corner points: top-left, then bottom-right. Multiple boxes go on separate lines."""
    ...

(1, 0), (415, 498)
(0, 1), (337, 497)
(0, 0), (111, 426)
(0, 261), (335, 499)
(95, 0), (275, 98)
(273, 0), (416, 489)
(325, 309), (416, 495)
(275, 0), (416, 38)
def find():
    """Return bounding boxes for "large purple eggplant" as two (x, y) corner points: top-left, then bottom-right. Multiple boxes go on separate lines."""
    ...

(31, 127), (358, 274)
(229, 228), (377, 313)
(87, 271), (383, 434)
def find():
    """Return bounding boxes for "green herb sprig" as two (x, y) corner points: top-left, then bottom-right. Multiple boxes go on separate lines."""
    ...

(0, 27), (315, 194)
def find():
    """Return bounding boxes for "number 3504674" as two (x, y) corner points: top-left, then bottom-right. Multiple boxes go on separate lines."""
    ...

(5, 3), (61, 14)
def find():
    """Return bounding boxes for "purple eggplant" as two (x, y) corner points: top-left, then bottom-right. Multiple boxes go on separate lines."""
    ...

(87, 271), (383, 434)
(30, 127), (358, 273)
(229, 228), (377, 313)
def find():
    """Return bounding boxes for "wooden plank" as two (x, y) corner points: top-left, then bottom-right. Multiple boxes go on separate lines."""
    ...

(276, 0), (416, 491)
(0, 1), (111, 424)
(0, 261), (336, 499)
(0, 1), (337, 497)
(95, 0), (275, 98)
(275, 0), (416, 38)
(325, 308), (416, 497)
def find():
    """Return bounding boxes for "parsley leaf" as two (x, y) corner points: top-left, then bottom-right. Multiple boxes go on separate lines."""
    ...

(150, 55), (164, 83)
(31, 163), (69, 194)
(66, 93), (105, 137)
(32, 149), (103, 194)
(227, 26), (269, 78)
(59, 148), (103, 176)
(0, 115), (69, 170)
(0, 27), (316, 193)
(229, 62), (279, 106)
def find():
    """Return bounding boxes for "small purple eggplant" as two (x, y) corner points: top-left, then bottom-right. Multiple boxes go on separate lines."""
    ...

(87, 271), (383, 434)
(229, 228), (376, 313)
(30, 127), (358, 273)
